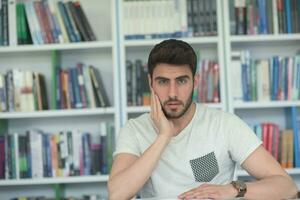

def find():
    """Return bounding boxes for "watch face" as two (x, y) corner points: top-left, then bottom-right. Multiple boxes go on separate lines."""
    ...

(236, 181), (247, 191)
(232, 180), (247, 197)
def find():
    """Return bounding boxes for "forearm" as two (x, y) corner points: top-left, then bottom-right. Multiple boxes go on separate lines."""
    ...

(108, 134), (171, 200)
(245, 175), (298, 199)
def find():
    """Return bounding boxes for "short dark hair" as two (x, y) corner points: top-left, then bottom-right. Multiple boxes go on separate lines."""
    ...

(147, 39), (197, 77)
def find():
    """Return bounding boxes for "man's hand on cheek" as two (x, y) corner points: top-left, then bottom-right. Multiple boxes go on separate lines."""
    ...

(150, 88), (174, 138)
(178, 183), (237, 200)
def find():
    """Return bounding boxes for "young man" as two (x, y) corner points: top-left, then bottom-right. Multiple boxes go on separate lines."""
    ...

(108, 39), (297, 200)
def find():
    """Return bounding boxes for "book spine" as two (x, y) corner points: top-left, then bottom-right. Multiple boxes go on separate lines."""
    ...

(64, 1), (81, 42)
(285, 0), (292, 33)
(34, 1), (49, 43)
(8, 0), (17, 45)
(73, 1), (96, 41)
(67, 1), (89, 41)
(57, 1), (76, 42)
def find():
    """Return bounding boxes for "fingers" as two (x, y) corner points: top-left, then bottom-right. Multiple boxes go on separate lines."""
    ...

(154, 92), (163, 117)
(178, 184), (219, 200)
(150, 87), (156, 120)
(178, 187), (197, 199)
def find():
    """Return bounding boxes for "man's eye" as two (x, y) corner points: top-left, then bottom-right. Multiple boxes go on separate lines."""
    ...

(177, 79), (187, 84)
(158, 79), (168, 84)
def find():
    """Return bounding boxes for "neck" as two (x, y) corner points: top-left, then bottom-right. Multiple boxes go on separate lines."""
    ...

(170, 102), (196, 136)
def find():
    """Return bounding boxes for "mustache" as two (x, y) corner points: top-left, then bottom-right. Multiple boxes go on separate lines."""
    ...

(163, 98), (184, 106)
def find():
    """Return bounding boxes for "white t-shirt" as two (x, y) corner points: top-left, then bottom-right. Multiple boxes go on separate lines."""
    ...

(114, 103), (262, 198)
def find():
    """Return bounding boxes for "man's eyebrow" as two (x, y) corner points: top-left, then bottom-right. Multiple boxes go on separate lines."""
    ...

(176, 75), (190, 80)
(154, 76), (170, 81)
(154, 75), (190, 81)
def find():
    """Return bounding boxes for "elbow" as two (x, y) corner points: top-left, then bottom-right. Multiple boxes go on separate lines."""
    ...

(108, 179), (133, 200)
(108, 179), (118, 200)
(289, 181), (298, 199)
(283, 175), (298, 199)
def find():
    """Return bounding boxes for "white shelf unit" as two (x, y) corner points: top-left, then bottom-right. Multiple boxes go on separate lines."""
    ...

(124, 36), (219, 47)
(230, 34), (300, 43)
(236, 168), (300, 177)
(118, 0), (227, 124)
(0, 175), (109, 186)
(222, 0), (300, 186)
(233, 101), (300, 109)
(0, 0), (119, 199)
(0, 107), (116, 119)
(0, 40), (113, 52)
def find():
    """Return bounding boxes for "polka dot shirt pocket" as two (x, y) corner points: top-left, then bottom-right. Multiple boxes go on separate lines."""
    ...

(189, 151), (219, 182)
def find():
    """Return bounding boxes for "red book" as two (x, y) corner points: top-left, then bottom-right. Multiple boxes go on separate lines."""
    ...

(273, 125), (280, 161)
(262, 123), (269, 150)
(267, 124), (274, 154)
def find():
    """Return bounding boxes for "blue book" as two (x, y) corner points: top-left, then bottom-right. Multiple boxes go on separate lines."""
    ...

(71, 68), (82, 108)
(285, 107), (300, 167)
(82, 133), (91, 175)
(57, 1), (76, 42)
(67, 69), (75, 108)
(46, 134), (52, 177)
(284, 0), (292, 33)
(258, 0), (267, 34)
(272, 56), (279, 100)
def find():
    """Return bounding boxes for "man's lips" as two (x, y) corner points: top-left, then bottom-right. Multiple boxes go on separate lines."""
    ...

(166, 101), (182, 108)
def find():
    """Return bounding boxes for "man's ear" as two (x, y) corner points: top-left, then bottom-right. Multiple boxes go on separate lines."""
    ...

(193, 73), (199, 90)
(148, 74), (152, 89)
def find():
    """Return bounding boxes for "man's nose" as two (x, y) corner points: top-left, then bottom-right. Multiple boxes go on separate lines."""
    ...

(168, 81), (178, 98)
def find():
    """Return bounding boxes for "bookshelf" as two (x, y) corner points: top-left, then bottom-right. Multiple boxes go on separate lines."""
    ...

(223, 0), (300, 188)
(0, 0), (118, 199)
(118, 0), (227, 125)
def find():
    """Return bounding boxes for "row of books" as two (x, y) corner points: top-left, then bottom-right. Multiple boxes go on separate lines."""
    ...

(123, 0), (217, 40)
(55, 63), (110, 110)
(229, 0), (273, 35)
(125, 58), (220, 105)
(252, 123), (294, 168)
(0, 0), (96, 46)
(194, 59), (220, 103)
(232, 50), (300, 102)
(0, 122), (115, 179)
(0, 70), (48, 112)
(187, 0), (217, 37)
(277, 0), (300, 34)
(126, 59), (150, 106)
(10, 194), (103, 200)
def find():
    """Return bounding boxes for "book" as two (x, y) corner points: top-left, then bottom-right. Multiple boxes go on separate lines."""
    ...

(89, 66), (110, 107)
(73, 0), (96, 41)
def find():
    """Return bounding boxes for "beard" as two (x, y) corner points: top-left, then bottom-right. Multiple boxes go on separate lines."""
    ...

(161, 89), (194, 119)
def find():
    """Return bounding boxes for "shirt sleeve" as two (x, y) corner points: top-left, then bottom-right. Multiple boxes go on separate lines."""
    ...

(225, 113), (263, 166)
(113, 119), (141, 158)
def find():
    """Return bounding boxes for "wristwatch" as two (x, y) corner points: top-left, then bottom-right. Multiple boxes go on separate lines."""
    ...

(231, 180), (247, 197)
